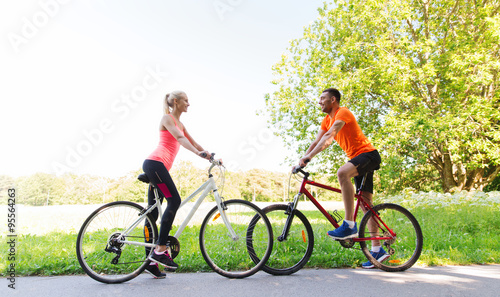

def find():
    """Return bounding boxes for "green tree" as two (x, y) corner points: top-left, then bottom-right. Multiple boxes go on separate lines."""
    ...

(108, 169), (146, 203)
(170, 161), (205, 198)
(265, 0), (500, 193)
(235, 169), (289, 202)
(0, 175), (16, 204)
(16, 173), (65, 205)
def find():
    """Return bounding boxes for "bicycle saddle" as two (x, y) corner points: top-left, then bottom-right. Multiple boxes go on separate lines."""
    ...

(137, 173), (150, 184)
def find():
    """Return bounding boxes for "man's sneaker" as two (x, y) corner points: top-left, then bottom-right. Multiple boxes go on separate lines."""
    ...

(144, 263), (166, 279)
(327, 221), (358, 240)
(149, 249), (179, 271)
(362, 248), (390, 269)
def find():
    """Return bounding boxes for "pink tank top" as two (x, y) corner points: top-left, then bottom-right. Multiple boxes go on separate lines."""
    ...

(147, 115), (184, 171)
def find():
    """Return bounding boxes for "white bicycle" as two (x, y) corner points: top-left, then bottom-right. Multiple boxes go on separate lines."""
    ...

(76, 154), (273, 283)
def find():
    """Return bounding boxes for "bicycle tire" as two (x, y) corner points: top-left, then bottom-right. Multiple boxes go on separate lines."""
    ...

(199, 199), (273, 278)
(76, 201), (158, 283)
(358, 203), (423, 272)
(248, 204), (314, 275)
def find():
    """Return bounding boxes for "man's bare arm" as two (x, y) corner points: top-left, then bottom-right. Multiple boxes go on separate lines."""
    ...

(299, 120), (345, 166)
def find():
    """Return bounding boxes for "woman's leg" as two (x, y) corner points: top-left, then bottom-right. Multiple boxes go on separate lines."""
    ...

(144, 183), (163, 257)
(143, 160), (181, 246)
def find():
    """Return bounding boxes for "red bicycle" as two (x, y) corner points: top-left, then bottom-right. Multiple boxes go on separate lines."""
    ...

(248, 167), (423, 275)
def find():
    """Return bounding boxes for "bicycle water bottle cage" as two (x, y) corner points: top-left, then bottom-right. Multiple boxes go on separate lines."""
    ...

(330, 210), (343, 223)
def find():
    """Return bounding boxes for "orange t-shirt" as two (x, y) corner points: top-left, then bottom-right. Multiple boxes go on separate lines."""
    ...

(320, 107), (376, 159)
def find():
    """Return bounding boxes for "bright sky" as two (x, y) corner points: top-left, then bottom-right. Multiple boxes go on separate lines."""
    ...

(0, 0), (323, 178)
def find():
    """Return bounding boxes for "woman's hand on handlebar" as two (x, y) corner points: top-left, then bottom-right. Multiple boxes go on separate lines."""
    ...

(199, 151), (223, 165)
(199, 151), (212, 160)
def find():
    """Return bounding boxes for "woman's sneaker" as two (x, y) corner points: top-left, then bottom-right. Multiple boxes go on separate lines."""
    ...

(362, 247), (390, 269)
(144, 263), (166, 279)
(149, 249), (178, 271)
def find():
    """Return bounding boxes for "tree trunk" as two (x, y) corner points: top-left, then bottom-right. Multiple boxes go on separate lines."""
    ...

(441, 150), (457, 192)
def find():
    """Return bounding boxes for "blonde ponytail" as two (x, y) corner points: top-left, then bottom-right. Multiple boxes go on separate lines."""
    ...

(164, 93), (173, 114)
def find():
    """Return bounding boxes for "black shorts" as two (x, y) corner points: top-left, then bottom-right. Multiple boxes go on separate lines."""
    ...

(348, 150), (381, 194)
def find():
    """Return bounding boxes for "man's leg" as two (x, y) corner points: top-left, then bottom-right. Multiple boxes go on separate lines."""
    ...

(327, 162), (360, 239)
(359, 192), (380, 248)
(337, 162), (359, 221)
(356, 170), (390, 268)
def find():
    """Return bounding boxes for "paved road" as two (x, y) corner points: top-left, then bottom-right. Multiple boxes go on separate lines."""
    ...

(3, 265), (500, 297)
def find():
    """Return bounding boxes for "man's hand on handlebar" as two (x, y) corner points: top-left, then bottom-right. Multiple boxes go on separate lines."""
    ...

(293, 156), (311, 173)
(298, 156), (311, 168)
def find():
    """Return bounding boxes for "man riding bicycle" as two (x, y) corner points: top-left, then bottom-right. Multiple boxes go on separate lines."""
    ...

(297, 88), (386, 268)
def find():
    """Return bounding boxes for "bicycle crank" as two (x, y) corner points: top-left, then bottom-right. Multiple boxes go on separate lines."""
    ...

(166, 236), (181, 259)
(338, 239), (355, 248)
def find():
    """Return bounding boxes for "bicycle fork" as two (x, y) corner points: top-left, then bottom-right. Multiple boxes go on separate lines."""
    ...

(277, 193), (302, 242)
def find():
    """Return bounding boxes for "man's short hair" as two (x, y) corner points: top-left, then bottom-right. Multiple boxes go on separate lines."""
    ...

(322, 88), (341, 104)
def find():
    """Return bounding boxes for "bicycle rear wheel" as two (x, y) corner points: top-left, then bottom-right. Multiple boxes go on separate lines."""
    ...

(199, 200), (273, 278)
(76, 201), (158, 283)
(358, 203), (423, 272)
(249, 204), (314, 275)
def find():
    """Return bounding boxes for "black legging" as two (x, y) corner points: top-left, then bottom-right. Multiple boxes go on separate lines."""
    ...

(143, 159), (181, 248)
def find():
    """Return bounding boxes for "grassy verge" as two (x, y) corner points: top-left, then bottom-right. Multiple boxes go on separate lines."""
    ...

(0, 226), (214, 276)
(1, 201), (499, 276)
(300, 204), (500, 269)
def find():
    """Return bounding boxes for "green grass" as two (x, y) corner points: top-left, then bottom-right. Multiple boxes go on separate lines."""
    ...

(0, 226), (214, 276)
(297, 205), (500, 269)
(1, 202), (499, 276)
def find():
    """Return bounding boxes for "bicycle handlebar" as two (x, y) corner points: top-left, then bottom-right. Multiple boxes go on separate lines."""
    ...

(202, 153), (223, 171)
(292, 158), (310, 174)
(291, 165), (303, 174)
(200, 152), (212, 158)
(200, 152), (220, 162)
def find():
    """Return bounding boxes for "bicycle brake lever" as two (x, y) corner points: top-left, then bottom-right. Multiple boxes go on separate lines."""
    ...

(292, 158), (310, 174)
(292, 165), (303, 174)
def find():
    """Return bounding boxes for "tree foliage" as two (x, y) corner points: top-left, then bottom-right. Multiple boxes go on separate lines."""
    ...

(265, 0), (500, 193)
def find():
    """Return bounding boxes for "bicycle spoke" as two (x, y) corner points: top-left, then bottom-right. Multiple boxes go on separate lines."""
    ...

(255, 204), (314, 275)
(358, 203), (423, 271)
(76, 202), (158, 284)
(199, 200), (273, 278)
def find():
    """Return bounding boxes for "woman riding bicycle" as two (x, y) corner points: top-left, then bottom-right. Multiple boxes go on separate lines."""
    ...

(143, 90), (211, 278)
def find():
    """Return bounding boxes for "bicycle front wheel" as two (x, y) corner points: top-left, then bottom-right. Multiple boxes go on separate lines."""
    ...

(76, 201), (158, 283)
(358, 203), (423, 272)
(199, 200), (273, 278)
(249, 204), (314, 275)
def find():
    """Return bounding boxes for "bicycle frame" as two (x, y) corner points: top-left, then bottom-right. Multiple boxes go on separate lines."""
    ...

(283, 171), (395, 243)
(120, 162), (238, 248)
